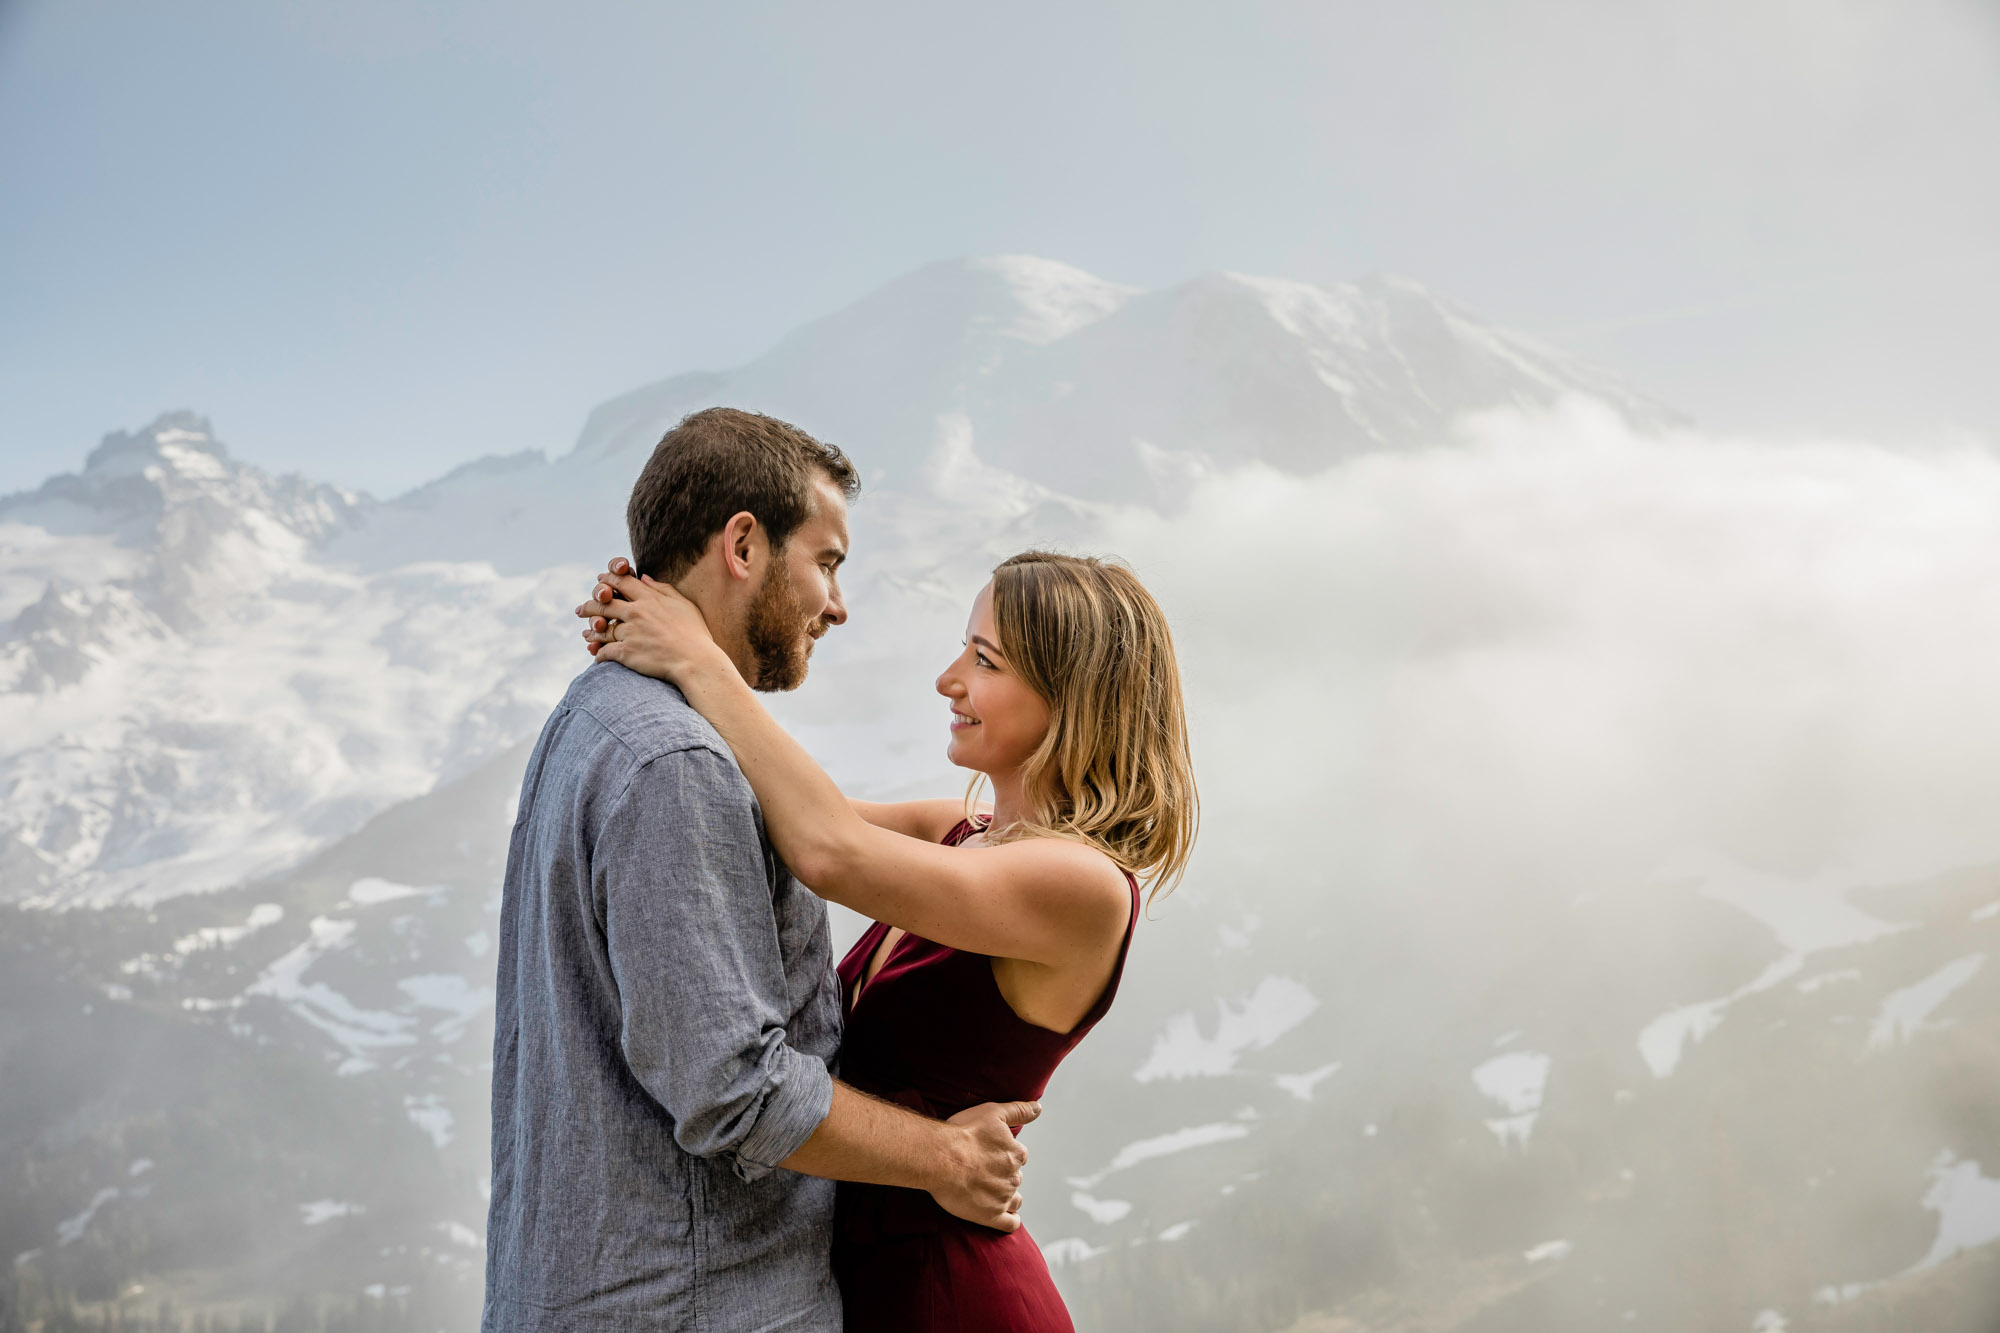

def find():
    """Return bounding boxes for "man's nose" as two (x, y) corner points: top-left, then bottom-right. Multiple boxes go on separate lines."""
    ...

(823, 580), (848, 626)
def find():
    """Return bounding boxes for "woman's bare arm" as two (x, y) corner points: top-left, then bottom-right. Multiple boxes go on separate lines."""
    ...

(850, 798), (987, 844)
(592, 573), (1128, 968)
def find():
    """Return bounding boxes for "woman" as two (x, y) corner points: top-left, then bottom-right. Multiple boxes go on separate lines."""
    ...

(581, 550), (1197, 1332)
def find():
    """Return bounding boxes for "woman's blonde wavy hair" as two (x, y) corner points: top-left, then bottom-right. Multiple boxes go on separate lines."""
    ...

(973, 551), (1199, 903)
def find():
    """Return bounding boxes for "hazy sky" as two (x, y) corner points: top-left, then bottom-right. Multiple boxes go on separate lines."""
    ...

(4, 0), (1997, 497)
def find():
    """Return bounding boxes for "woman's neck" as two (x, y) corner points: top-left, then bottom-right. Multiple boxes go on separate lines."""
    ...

(984, 769), (1029, 829)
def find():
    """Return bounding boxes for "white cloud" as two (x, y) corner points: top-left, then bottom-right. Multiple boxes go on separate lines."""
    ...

(1094, 401), (2000, 922)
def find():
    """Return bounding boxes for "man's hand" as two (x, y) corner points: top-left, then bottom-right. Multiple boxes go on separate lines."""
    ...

(778, 1084), (1038, 1231)
(928, 1100), (1039, 1232)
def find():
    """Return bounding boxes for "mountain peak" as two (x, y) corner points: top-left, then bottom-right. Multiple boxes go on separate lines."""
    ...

(78, 411), (232, 482)
(772, 252), (1138, 352)
(567, 253), (1681, 490)
(0, 414), (367, 648)
(954, 255), (1139, 346)
(3, 414), (362, 544)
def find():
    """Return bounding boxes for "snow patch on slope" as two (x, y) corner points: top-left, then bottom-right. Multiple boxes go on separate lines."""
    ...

(1868, 955), (1985, 1049)
(245, 916), (417, 1072)
(1814, 1150), (2000, 1305)
(1639, 953), (1805, 1079)
(1134, 977), (1319, 1082)
(1473, 1050), (1552, 1147)
(1068, 1123), (1254, 1190)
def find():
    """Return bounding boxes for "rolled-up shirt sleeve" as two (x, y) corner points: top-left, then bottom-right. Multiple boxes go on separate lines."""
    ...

(596, 745), (834, 1181)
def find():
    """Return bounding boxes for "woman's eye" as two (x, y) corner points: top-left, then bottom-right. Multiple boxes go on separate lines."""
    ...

(975, 652), (994, 669)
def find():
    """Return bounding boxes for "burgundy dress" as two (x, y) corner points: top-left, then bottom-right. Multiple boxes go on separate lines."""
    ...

(831, 819), (1141, 1332)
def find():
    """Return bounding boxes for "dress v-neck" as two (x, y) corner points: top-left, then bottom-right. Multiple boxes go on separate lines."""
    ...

(847, 816), (988, 1011)
(849, 921), (911, 1011)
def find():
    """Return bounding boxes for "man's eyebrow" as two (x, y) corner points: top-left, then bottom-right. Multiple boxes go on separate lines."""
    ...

(818, 544), (847, 567)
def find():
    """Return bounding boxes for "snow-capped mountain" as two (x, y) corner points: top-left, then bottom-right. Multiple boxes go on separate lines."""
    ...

(0, 257), (1672, 909)
(317, 256), (1680, 581)
(4, 257), (1997, 1333)
(572, 256), (1680, 500)
(0, 414), (583, 906)
(0, 412), (362, 681)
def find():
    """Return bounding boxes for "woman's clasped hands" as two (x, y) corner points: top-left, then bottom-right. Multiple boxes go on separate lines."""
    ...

(577, 557), (724, 687)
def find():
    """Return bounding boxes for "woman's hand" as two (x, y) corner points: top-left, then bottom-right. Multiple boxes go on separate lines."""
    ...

(576, 557), (731, 688)
(577, 556), (639, 654)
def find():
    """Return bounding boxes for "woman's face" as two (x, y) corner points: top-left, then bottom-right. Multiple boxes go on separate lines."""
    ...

(936, 581), (1051, 777)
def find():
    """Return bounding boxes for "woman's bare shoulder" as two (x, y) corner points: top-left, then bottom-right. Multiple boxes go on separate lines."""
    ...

(984, 834), (1134, 929)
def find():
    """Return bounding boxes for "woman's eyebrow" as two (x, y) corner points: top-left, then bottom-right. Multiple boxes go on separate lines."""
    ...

(969, 634), (1005, 656)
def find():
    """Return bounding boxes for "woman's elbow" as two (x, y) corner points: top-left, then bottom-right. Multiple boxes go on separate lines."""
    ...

(787, 824), (864, 899)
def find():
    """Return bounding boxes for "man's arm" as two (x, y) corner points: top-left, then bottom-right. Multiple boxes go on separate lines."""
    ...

(597, 747), (838, 1180)
(596, 746), (1039, 1227)
(782, 1084), (1038, 1233)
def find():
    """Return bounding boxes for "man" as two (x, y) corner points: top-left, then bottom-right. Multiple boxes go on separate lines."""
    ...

(483, 408), (1034, 1332)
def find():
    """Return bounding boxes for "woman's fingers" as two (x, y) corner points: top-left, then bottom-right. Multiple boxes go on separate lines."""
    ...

(577, 593), (629, 619)
(579, 568), (648, 619)
(578, 592), (637, 623)
(582, 559), (637, 659)
(597, 571), (648, 601)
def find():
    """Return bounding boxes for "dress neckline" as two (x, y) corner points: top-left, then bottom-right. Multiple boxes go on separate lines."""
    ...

(847, 816), (986, 1010)
(848, 919), (910, 1012)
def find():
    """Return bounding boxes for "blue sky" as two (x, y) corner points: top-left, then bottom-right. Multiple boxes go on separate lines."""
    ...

(4, 0), (1997, 496)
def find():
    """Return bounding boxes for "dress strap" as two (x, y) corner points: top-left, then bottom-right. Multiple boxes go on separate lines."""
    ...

(941, 815), (989, 848)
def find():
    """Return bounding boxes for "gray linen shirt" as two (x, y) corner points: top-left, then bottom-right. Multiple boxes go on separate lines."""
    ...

(483, 662), (843, 1332)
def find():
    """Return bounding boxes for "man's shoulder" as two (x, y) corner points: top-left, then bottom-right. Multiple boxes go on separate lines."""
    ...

(559, 662), (738, 773)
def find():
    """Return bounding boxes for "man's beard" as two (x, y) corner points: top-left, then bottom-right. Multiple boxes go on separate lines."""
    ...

(745, 565), (820, 692)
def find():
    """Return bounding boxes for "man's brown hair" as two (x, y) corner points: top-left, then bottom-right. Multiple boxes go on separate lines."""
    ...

(626, 408), (859, 583)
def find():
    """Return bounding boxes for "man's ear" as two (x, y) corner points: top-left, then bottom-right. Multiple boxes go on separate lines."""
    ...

(720, 511), (761, 583)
